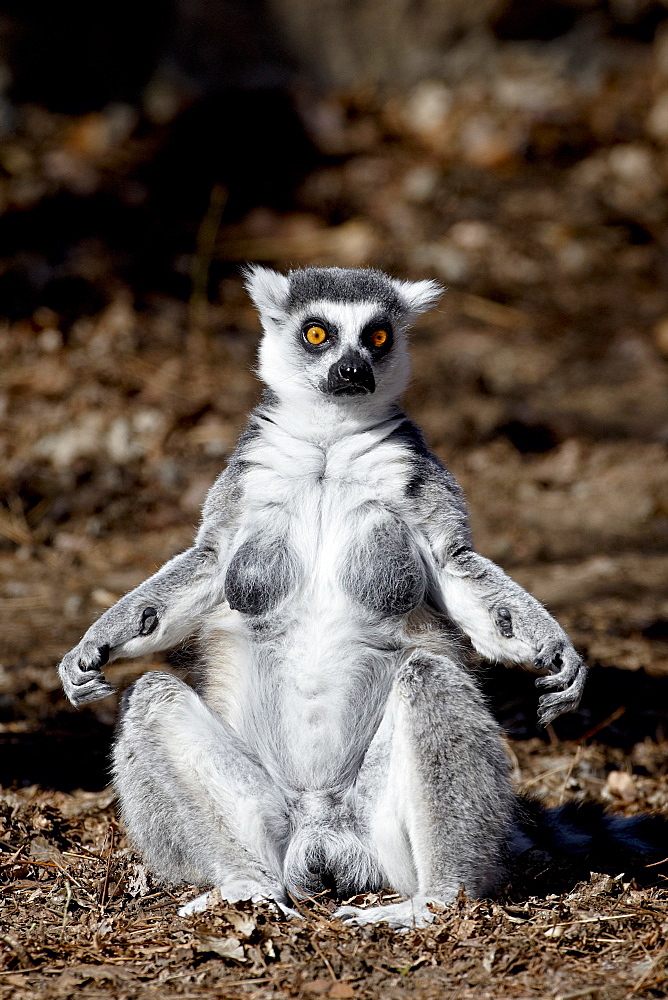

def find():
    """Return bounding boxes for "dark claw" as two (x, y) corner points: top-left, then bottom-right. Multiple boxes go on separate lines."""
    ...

(139, 606), (159, 636)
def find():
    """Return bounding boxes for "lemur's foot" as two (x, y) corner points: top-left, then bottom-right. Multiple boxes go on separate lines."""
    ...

(178, 885), (300, 920)
(334, 895), (445, 931)
(58, 641), (115, 707)
(178, 890), (214, 916)
(534, 639), (587, 726)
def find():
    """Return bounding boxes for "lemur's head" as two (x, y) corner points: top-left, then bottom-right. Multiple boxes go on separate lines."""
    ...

(245, 266), (442, 412)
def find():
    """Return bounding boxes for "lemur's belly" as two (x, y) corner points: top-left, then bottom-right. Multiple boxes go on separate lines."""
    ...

(247, 609), (397, 790)
(213, 496), (427, 789)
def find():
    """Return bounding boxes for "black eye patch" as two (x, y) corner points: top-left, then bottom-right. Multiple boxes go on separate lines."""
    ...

(300, 318), (338, 354)
(361, 321), (393, 357)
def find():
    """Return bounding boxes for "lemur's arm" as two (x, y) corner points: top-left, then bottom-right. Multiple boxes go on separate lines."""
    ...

(434, 547), (586, 726)
(397, 420), (587, 726)
(58, 463), (242, 707)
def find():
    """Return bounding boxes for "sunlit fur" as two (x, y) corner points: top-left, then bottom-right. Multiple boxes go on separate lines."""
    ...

(59, 266), (587, 930)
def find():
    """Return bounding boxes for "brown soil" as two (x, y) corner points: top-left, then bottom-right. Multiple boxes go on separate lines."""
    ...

(2, 740), (668, 1000)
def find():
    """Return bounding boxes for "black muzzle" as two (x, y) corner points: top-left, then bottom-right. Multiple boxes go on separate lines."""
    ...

(326, 352), (375, 396)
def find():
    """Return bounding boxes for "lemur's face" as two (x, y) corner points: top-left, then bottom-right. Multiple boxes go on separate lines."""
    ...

(245, 267), (442, 412)
(267, 298), (407, 406)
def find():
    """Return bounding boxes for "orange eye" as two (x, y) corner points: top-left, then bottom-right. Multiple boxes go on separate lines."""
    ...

(305, 325), (327, 346)
(371, 329), (388, 348)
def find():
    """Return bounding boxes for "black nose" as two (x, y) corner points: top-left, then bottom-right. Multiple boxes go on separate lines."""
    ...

(326, 352), (375, 395)
(339, 361), (364, 381)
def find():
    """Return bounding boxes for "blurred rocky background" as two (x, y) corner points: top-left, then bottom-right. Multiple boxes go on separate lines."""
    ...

(1, 0), (668, 788)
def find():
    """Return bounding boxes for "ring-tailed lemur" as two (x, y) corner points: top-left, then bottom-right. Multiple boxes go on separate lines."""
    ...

(59, 266), (643, 930)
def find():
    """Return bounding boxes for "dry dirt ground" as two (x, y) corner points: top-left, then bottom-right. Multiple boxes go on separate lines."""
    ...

(2, 21), (668, 1000)
(2, 742), (668, 1000)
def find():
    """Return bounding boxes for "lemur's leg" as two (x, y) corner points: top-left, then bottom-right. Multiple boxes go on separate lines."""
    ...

(335, 650), (515, 931)
(112, 671), (290, 911)
(437, 550), (587, 725)
(59, 546), (224, 706)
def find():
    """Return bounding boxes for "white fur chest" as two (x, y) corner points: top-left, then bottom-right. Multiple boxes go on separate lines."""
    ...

(231, 419), (413, 586)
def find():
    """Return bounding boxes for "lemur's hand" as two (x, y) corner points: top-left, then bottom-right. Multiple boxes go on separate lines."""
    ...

(58, 604), (160, 707)
(58, 640), (115, 707)
(534, 639), (587, 727)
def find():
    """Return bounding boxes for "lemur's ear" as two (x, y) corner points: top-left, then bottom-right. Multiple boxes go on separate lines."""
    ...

(243, 265), (290, 319)
(392, 278), (443, 316)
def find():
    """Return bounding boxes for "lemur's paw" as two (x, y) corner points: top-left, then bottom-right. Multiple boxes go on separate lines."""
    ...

(58, 642), (115, 707)
(534, 640), (587, 726)
(334, 896), (444, 932)
(178, 886), (300, 920)
(253, 896), (301, 920)
(178, 891), (213, 916)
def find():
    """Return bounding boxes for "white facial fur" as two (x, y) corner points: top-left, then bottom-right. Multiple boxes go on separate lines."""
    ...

(244, 266), (442, 421)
